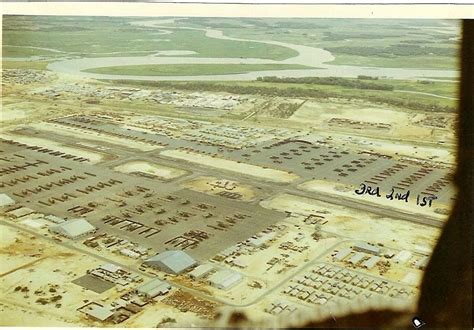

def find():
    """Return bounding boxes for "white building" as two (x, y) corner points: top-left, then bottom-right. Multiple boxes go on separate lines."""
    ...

(208, 270), (243, 290)
(136, 278), (171, 299)
(49, 218), (96, 239)
(189, 264), (214, 280)
(334, 248), (352, 261)
(394, 250), (412, 264)
(353, 242), (381, 256)
(144, 250), (197, 275)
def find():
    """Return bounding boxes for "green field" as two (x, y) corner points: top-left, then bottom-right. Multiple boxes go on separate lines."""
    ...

(2, 16), (297, 60)
(2, 60), (49, 70)
(3, 16), (460, 71)
(84, 64), (311, 76)
(187, 18), (461, 70)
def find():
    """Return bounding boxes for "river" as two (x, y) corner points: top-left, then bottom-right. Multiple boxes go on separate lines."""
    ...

(45, 19), (459, 81)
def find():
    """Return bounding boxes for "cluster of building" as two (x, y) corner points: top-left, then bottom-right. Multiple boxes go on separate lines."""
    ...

(143, 250), (244, 291)
(332, 242), (383, 270)
(282, 263), (416, 307)
(150, 90), (249, 110)
(30, 82), (251, 110)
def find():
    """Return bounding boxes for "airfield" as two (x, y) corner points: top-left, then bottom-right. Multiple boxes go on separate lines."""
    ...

(1, 16), (459, 327)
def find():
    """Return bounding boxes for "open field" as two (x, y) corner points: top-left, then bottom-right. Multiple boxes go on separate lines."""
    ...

(84, 64), (311, 76)
(3, 16), (297, 60)
(185, 18), (460, 70)
(2, 60), (50, 70)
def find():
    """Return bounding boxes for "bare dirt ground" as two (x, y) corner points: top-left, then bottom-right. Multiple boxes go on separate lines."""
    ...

(261, 193), (440, 253)
(114, 160), (187, 180)
(161, 149), (299, 183)
(181, 176), (257, 201)
(0, 223), (104, 327)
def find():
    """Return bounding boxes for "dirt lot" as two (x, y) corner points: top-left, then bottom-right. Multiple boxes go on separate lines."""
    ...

(181, 176), (257, 201)
(114, 160), (187, 180)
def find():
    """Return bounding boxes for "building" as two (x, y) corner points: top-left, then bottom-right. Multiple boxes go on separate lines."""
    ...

(208, 269), (243, 290)
(394, 250), (412, 264)
(362, 256), (381, 269)
(48, 218), (96, 239)
(45, 215), (65, 224)
(353, 242), (381, 256)
(83, 304), (114, 321)
(144, 250), (197, 274)
(0, 193), (15, 207)
(415, 256), (429, 270)
(189, 264), (214, 280)
(136, 278), (171, 299)
(334, 248), (352, 261)
(348, 252), (365, 265)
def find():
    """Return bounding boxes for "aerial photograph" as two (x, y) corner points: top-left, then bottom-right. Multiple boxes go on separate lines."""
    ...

(0, 12), (466, 328)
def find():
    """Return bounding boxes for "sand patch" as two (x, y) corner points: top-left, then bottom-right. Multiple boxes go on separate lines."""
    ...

(114, 161), (186, 180)
(261, 193), (440, 253)
(181, 176), (256, 201)
(161, 149), (299, 183)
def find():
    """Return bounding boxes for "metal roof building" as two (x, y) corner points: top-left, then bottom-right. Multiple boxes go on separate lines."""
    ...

(144, 250), (197, 274)
(83, 304), (114, 321)
(49, 218), (96, 239)
(0, 193), (15, 207)
(353, 242), (381, 256)
(189, 264), (214, 280)
(334, 248), (352, 261)
(136, 278), (171, 299)
(362, 256), (381, 269)
(394, 250), (412, 264)
(348, 252), (365, 265)
(208, 269), (243, 290)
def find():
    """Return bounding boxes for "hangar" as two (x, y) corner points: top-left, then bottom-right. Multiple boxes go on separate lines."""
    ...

(49, 218), (96, 239)
(144, 250), (197, 274)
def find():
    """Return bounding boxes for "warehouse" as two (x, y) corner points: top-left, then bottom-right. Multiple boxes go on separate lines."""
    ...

(348, 252), (365, 265)
(394, 250), (412, 264)
(136, 278), (171, 299)
(415, 256), (429, 270)
(334, 248), (352, 261)
(0, 193), (15, 207)
(82, 304), (114, 321)
(208, 269), (243, 290)
(353, 242), (381, 256)
(49, 218), (96, 239)
(362, 256), (381, 269)
(189, 264), (214, 280)
(144, 250), (197, 274)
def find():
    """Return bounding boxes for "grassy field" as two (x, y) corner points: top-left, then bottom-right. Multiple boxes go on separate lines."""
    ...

(328, 54), (459, 70)
(193, 18), (461, 70)
(84, 63), (311, 76)
(2, 60), (50, 70)
(3, 16), (297, 60)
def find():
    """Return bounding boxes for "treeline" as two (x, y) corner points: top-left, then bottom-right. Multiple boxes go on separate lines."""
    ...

(256, 76), (394, 91)
(322, 32), (402, 41)
(109, 80), (455, 113)
(326, 44), (457, 57)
